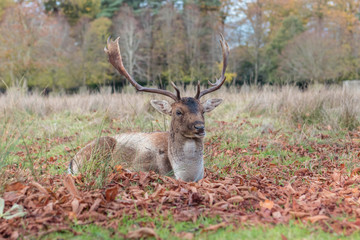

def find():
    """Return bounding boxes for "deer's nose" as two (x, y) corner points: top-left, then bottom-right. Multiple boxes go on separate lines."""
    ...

(194, 124), (205, 131)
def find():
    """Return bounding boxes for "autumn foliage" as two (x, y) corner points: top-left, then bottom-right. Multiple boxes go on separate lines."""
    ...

(0, 0), (360, 92)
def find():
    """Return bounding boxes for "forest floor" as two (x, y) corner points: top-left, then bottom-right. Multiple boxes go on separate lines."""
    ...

(1, 86), (360, 239)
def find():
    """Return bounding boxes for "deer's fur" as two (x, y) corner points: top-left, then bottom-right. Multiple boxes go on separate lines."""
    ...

(68, 34), (229, 182)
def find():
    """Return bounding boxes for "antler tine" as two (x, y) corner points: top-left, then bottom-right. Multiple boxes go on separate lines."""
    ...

(105, 37), (180, 101)
(170, 81), (181, 99)
(194, 81), (200, 99)
(195, 33), (230, 99)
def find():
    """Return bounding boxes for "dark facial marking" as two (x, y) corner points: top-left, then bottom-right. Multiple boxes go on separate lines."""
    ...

(181, 97), (200, 113)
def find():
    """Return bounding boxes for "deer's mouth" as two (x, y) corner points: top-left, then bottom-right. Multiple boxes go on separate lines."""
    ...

(184, 131), (206, 138)
(194, 130), (206, 138)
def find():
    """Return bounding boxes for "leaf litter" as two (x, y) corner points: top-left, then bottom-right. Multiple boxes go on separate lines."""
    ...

(1, 128), (360, 238)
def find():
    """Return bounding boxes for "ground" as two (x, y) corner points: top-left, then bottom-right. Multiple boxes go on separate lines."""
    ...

(0, 86), (360, 239)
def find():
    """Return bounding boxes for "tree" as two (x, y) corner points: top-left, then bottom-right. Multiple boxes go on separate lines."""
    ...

(152, 3), (186, 86)
(264, 16), (304, 83)
(183, 2), (201, 83)
(82, 17), (112, 87)
(238, 0), (268, 85)
(0, 0), (14, 19)
(44, 0), (101, 24)
(96, 0), (122, 18)
(112, 6), (144, 83)
(279, 31), (349, 83)
(0, 2), (77, 90)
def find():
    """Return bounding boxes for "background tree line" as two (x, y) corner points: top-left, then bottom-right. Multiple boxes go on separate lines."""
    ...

(0, 0), (359, 92)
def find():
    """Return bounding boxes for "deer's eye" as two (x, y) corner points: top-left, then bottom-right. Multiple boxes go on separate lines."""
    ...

(176, 110), (182, 116)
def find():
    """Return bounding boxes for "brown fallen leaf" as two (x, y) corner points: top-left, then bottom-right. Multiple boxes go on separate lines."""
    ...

(260, 199), (274, 210)
(257, 191), (267, 200)
(126, 227), (160, 240)
(305, 215), (329, 223)
(10, 230), (19, 240)
(290, 211), (310, 218)
(281, 234), (288, 240)
(284, 183), (296, 195)
(30, 182), (49, 195)
(331, 170), (341, 183)
(89, 198), (102, 212)
(227, 196), (244, 203)
(105, 185), (119, 202)
(105, 185), (119, 201)
(320, 189), (336, 198)
(71, 198), (80, 215)
(272, 211), (282, 219)
(5, 182), (26, 192)
(294, 168), (309, 175)
(202, 222), (227, 232)
(63, 174), (81, 198)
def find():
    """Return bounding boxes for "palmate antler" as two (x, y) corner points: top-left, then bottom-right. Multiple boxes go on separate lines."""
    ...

(105, 34), (229, 101)
(104, 37), (181, 101)
(195, 34), (230, 99)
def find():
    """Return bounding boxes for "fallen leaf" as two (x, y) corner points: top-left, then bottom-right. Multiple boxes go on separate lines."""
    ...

(331, 170), (341, 183)
(63, 174), (81, 198)
(71, 198), (80, 215)
(10, 231), (19, 239)
(305, 215), (329, 223)
(272, 211), (282, 219)
(105, 185), (118, 201)
(5, 182), (26, 192)
(202, 222), (227, 232)
(260, 199), (274, 210)
(89, 198), (102, 212)
(284, 183), (296, 195)
(0, 198), (27, 220)
(290, 211), (310, 218)
(227, 196), (244, 203)
(126, 227), (159, 240)
(30, 182), (49, 195)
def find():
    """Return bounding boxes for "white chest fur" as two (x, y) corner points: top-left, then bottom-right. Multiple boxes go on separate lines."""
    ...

(171, 139), (204, 182)
(183, 140), (198, 159)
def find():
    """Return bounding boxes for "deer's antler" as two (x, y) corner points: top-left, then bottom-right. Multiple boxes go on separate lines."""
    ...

(105, 37), (180, 101)
(195, 34), (230, 99)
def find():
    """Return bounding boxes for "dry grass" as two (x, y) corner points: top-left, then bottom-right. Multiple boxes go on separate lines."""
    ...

(0, 85), (359, 130)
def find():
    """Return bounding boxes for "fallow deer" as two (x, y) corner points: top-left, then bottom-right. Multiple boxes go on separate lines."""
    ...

(68, 34), (229, 182)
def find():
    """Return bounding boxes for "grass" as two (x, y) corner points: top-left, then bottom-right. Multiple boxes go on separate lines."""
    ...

(45, 220), (360, 240)
(0, 85), (359, 239)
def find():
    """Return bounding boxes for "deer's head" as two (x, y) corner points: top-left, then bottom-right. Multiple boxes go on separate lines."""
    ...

(150, 97), (222, 138)
(105, 34), (229, 139)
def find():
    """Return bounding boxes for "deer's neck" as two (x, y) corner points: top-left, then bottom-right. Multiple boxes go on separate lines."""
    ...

(168, 130), (204, 182)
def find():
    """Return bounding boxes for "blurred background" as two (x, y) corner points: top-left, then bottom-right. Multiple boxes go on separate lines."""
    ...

(0, 0), (359, 93)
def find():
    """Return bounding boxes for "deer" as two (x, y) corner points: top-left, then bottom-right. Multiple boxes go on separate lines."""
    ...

(68, 34), (229, 182)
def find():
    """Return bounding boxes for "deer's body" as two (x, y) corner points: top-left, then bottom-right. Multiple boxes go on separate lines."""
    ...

(69, 130), (205, 181)
(69, 34), (229, 182)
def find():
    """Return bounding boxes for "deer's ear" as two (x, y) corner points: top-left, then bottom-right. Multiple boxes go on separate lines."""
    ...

(202, 99), (223, 112)
(151, 100), (172, 116)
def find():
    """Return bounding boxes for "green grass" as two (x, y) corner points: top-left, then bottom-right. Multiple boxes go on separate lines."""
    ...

(45, 219), (360, 240)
